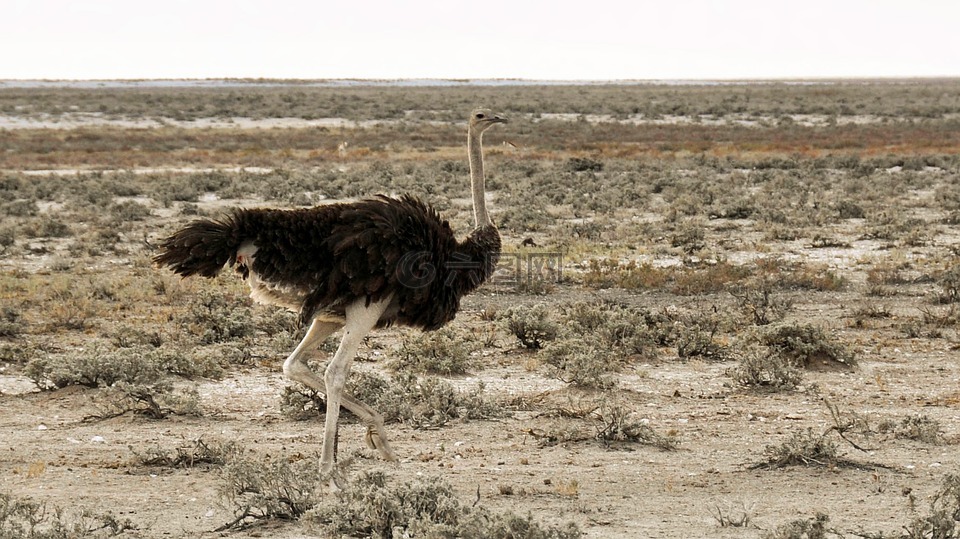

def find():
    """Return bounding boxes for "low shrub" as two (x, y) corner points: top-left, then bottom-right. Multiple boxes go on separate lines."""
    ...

(306, 471), (582, 539)
(25, 344), (221, 390)
(218, 455), (321, 531)
(763, 512), (831, 539)
(0, 491), (134, 538)
(761, 324), (857, 368)
(877, 414), (943, 444)
(133, 437), (242, 468)
(729, 345), (803, 390)
(757, 428), (839, 468)
(390, 327), (480, 374)
(182, 288), (255, 344)
(503, 304), (559, 350)
(543, 337), (617, 389)
(593, 400), (679, 450)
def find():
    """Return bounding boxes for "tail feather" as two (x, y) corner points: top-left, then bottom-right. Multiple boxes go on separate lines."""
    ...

(153, 218), (240, 278)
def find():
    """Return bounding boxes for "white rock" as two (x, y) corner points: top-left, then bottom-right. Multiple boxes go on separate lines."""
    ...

(37, 424), (48, 430)
(90, 435), (106, 443)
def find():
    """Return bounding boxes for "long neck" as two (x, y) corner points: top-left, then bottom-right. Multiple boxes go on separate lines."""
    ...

(468, 128), (492, 228)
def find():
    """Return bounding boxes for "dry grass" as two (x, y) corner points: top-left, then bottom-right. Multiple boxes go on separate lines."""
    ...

(2, 81), (960, 538)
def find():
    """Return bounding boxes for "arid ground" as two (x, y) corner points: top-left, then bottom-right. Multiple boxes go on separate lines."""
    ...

(1, 80), (960, 538)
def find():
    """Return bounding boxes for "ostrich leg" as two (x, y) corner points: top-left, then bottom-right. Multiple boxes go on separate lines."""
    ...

(319, 297), (393, 488)
(282, 313), (397, 476)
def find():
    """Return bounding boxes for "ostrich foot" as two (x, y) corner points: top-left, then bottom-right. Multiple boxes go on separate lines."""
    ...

(365, 426), (398, 463)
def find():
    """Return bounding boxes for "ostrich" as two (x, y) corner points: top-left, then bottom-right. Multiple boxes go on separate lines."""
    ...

(154, 109), (506, 487)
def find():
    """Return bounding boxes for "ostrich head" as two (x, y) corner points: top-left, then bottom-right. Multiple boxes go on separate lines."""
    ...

(469, 109), (508, 133)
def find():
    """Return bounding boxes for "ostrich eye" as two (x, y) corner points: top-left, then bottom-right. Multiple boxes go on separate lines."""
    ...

(475, 113), (485, 119)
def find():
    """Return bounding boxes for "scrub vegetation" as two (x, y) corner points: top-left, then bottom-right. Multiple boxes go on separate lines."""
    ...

(1, 79), (959, 537)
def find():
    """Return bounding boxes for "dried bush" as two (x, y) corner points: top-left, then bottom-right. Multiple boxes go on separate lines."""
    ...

(559, 301), (663, 357)
(306, 471), (581, 538)
(710, 501), (754, 528)
(782, 265), (847, 292)
(182, 288), (255, 344)
(26, 217), (72, 238)
(675, 310), (729, 361)
(730, 281), (793, 326)
(285, 371), (502, 429)
(45, 285), (101, 331)
(542, 338), (617, 389)
(26, 345), (163, 389)
(0, 492), (135, 538)
(390, 327), (480, 375)
(376, 372), (500, 428)
(879, 474), (960, 539)
(581, 259), (668, 291)
(108, 200), (152, 221)
(763, 512), (832, 539)
(280, 384), (326, 421)
(217, 455), (321, 531)
(0, 225), (16, 251)
(91, 383), (203, 420)
(503, 304), (559, 350)
(729, 345), (803, 390)
(25, 344), (220, 390)
(565, 157), (603, 173)
(937, 264), (960, 304)
(757, 428), (839, 468)
(761, 324), (857, 368)
(133, 437), (242, 468)
(0, 306), (23, 337)
(877, 414), (943, 444)
(670, 261), (751, 296)
(593, 400), (679, 450)
(670, 221), (706, 254)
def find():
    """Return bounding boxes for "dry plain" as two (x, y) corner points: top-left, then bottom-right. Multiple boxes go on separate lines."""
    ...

(1, 80), (960, 538)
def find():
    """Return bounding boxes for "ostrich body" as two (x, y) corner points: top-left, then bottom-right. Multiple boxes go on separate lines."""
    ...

(154, 110), (505, 486)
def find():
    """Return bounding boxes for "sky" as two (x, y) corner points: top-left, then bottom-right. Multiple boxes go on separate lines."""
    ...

(2, 0), (958, 80)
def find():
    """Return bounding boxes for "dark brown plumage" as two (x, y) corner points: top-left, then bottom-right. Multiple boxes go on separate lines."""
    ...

(154, 109), (506, 487)
(153, 194), (501, 329)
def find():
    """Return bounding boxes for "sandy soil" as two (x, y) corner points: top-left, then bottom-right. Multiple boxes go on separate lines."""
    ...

(1, 158), (959, 537)
(2, 274), (959, 538)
